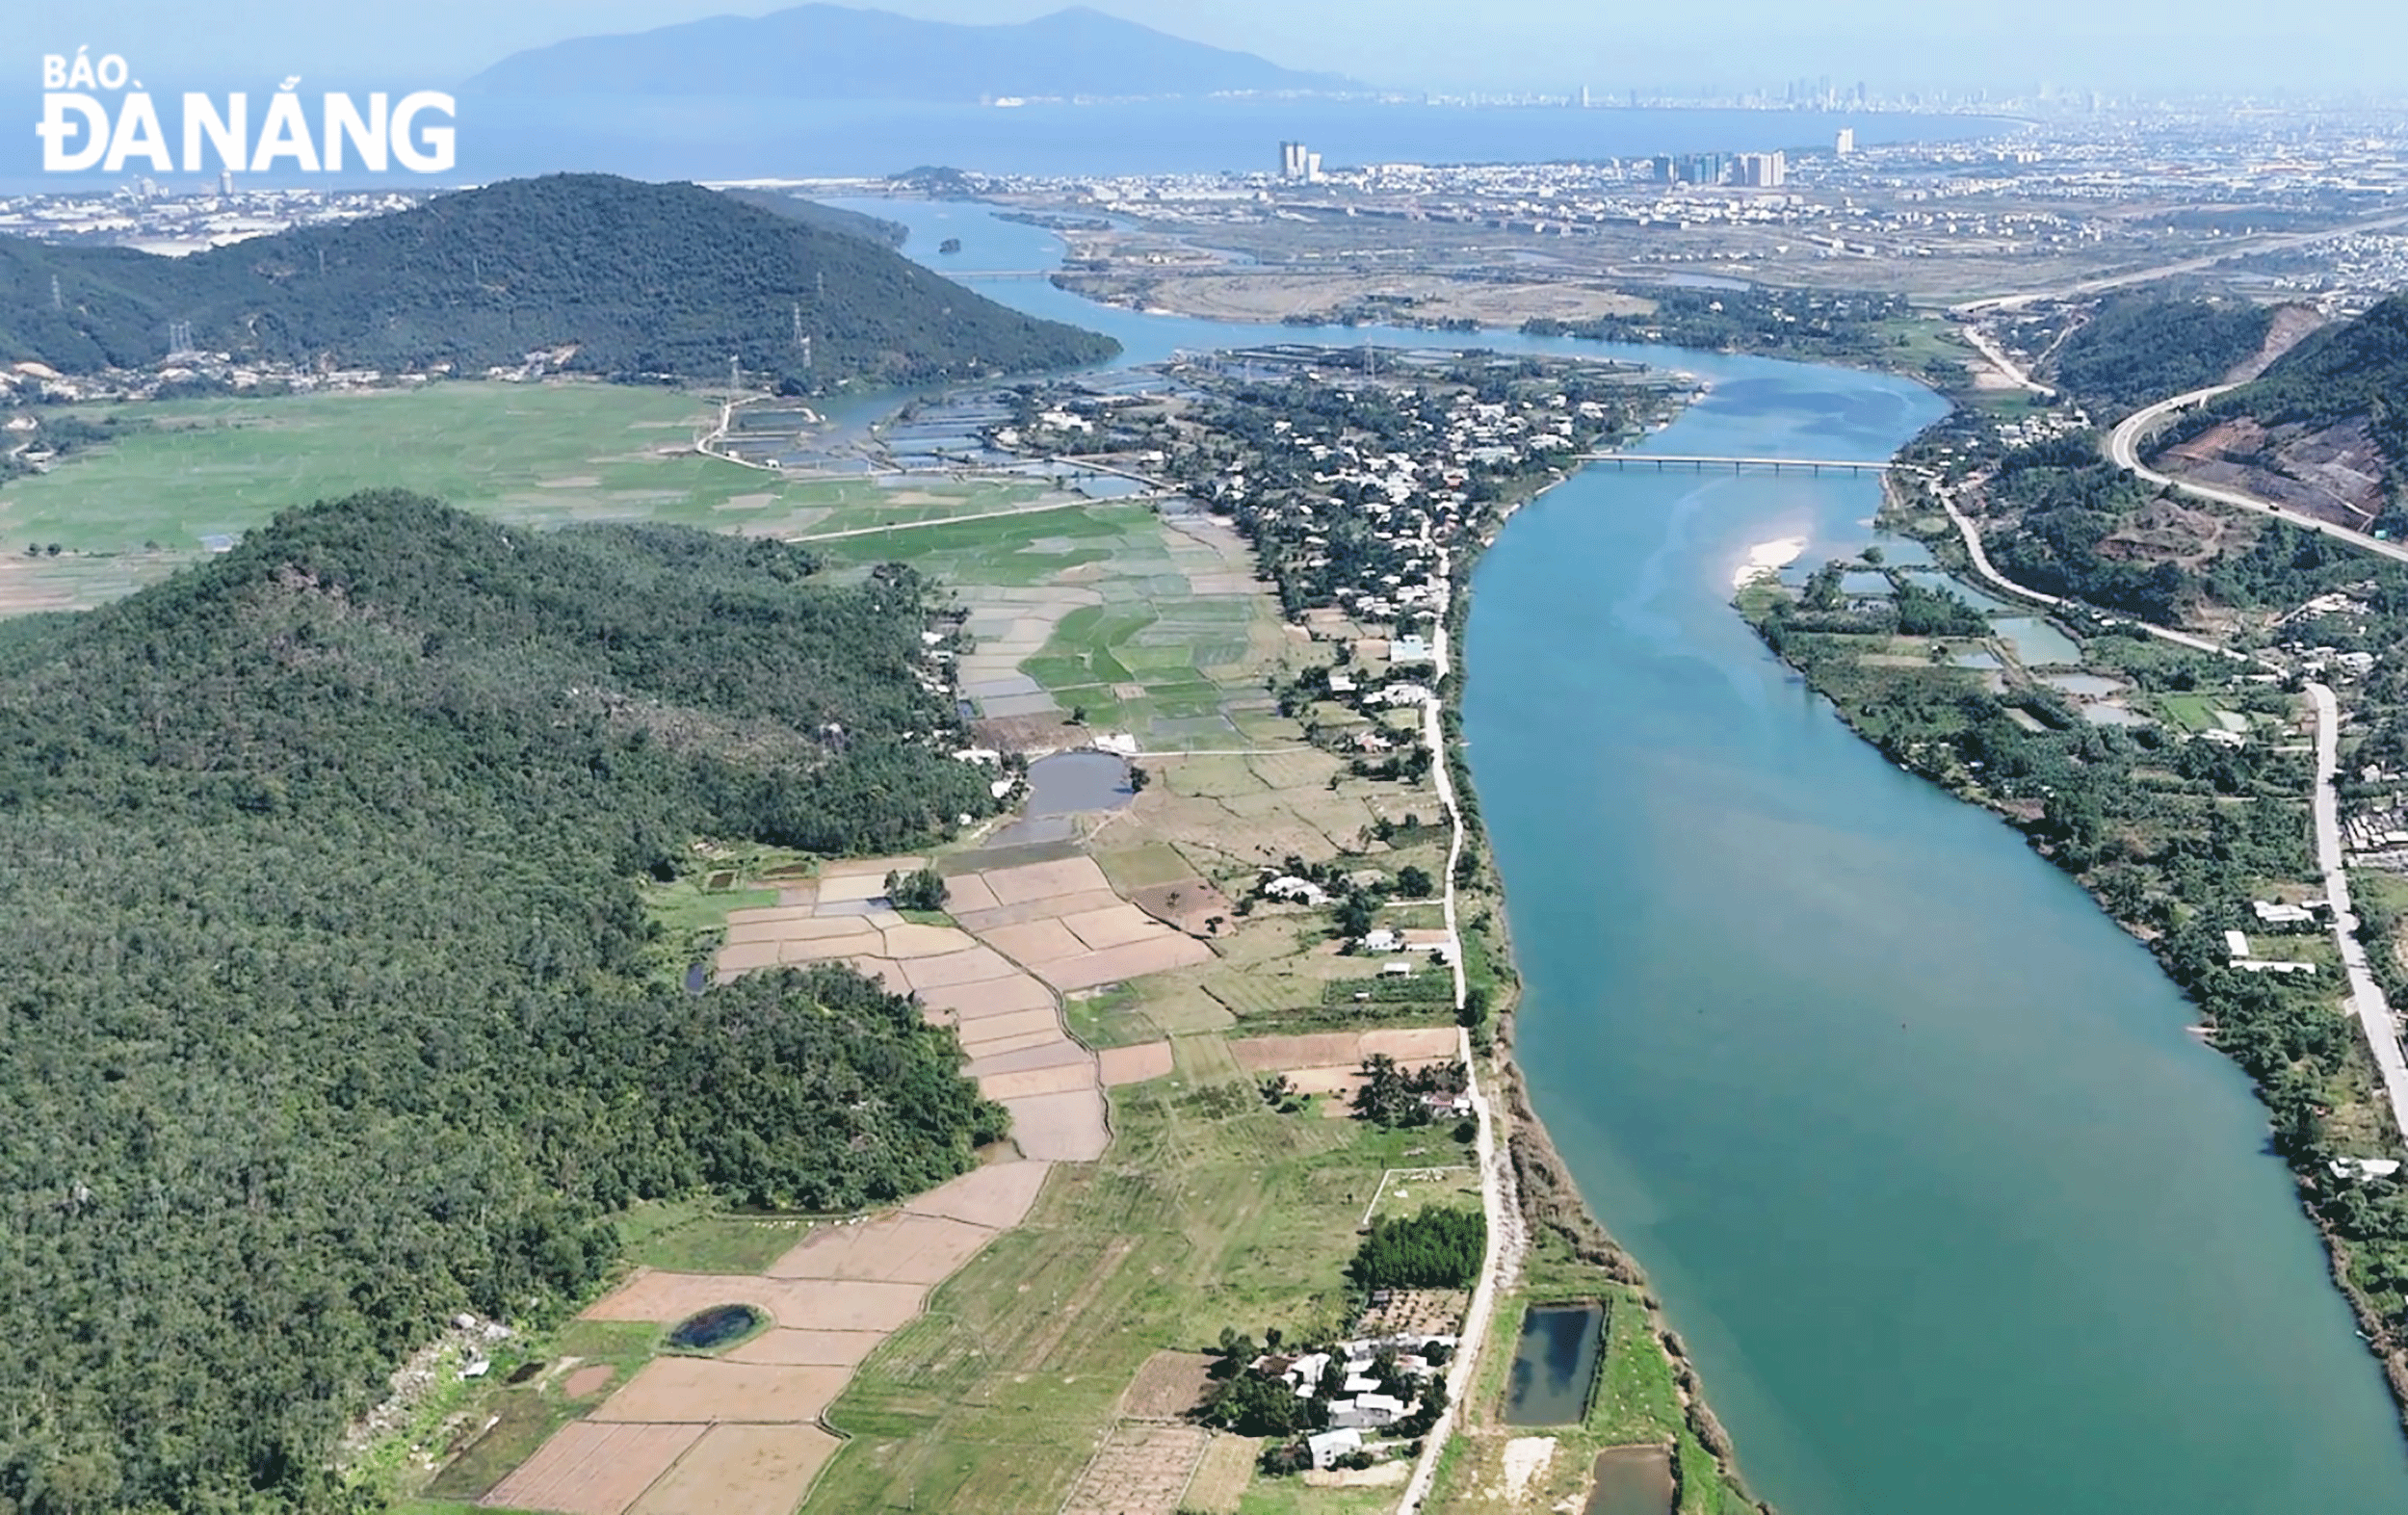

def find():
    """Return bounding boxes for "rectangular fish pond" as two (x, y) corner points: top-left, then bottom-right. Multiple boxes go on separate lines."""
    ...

(1503, 1300), (1606, 1426)
(1584, 1445), (1676, 1515)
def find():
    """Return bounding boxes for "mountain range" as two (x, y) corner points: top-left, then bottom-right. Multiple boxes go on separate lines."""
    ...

(464, 4), (1360, 101)
(0, 173), (1114, 385)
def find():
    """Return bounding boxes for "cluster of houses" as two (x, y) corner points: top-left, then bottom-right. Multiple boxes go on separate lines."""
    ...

(1258, 1331), (1457, 1468)
(2224, 900), (2328, 976)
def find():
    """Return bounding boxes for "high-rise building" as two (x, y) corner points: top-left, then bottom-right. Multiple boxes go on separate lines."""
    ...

(1834, 127), (1856, 157)
(219, 169), (233, 196)
(1278, 142), (1321, 181)
(1735, 151), (1787, 188)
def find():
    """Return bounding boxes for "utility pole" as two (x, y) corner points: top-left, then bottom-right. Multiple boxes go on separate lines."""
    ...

(51, 274), (63, 311)
(728, 354), (741, 396)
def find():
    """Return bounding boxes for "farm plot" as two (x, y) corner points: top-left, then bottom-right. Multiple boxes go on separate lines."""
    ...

(624, 1424), (843, 1515)
(1058, 1423), (1211, 1515)
(478, 1421), (703, 1515)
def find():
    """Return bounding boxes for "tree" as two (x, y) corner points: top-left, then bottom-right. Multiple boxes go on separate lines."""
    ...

(884, 865), (949, 912)
(1128, 763), (1151, 794)
(1396, 865), (1435, 899)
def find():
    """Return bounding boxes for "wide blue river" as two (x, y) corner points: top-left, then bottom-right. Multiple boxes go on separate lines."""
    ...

(873, 201), (2408, 1514)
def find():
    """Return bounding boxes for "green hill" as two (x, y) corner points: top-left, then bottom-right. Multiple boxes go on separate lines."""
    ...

(2189, 294), (2408, 457)
(0, 492), (1005, 1512)
(2049, 292), (2274, 416)
(0, 172), (1116, 384)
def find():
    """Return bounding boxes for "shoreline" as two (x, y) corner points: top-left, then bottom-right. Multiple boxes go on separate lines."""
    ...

(1423, 452), (1774, 1511)
(1755, 466), (2408, 1444)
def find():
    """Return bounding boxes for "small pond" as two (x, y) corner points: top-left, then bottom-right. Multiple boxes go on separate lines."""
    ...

(1504, 1301), (1606, 1426)
(1839, 571), (1893, 596)
(982, 750), (1136, 850)
(1952, 650), (2003, 669)
(1583, 1445), (1676, 1515)
(667, 1304), (763, 1351)
(1996, 615), (2083, 666)
(2045, 673), (2127, 698)
(684, 961), (708, 995)
(1026, 750), (1134, 815)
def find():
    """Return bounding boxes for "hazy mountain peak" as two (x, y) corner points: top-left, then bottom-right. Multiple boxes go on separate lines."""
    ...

(465, 3), (1361, 101)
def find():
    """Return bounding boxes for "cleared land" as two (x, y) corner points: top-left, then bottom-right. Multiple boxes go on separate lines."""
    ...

(479, 1421), (704, 1515)
(624, 1424), (843, 1515)
(1059, 1422), (1212, 1515)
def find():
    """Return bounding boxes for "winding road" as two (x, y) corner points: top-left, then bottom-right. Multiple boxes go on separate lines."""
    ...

(2106, 388), (2408, 568)
(1940, 414), (2408, 1147)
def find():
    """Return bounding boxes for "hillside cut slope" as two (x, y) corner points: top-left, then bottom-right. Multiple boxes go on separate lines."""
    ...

(0, 492), (1006, 1512)
(2156, 294), (2408, 531)
(0, 172), (1117, 382)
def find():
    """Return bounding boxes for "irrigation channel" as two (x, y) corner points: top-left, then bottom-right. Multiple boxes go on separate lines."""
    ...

(840, 198), (2408, 1514)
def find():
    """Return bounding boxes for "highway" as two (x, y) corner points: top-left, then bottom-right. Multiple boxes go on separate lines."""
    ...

(2085, 397), (2408, 1148)
(2105, 387), (2408, 568)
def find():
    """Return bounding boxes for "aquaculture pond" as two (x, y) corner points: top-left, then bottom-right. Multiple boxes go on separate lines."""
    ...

(1504, 1302), (1607, 1426)
(667, 1304), (762, 1351)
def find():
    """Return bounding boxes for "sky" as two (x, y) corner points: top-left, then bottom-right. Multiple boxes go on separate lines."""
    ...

(11, 0), (2407, 97)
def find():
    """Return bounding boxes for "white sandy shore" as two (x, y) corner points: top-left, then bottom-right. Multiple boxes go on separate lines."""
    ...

(1732, 535), (1808, 589)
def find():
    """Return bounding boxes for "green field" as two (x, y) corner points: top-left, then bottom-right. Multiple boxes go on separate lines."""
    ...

(798, 1041), (1480, 1513)
(0, 382), (1048, 609)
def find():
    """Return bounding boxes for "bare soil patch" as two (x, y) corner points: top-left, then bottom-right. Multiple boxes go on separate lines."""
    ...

(581, 1272), (928, 1332)
(1131, 879), (1236, 935)
(1358, 1287), (1470, 1338)
(899, 946), (1019, 991)
(955, 889), (1128, 931)
(918, 974), (1058, 1021)
(1001, 1087), (1112, 1162)
(724, 1329), (887, 1368)
(978, 1058), (1100, 1101)
(765, 1213), (996, 1285)
(1120, 1349), (1217, 1420)
(982, 856), (1113, 904)
(902, 1157), (1052, 1229)
(589, 1359), (851, 1424)
(563, 1365), (617, 1399)
(981, 918), (1090, 965)
(1097, 1041), (1175, 1087)
(624, 1424), (841, 1515)
(1060, 903), (1167, 951)
(1181, 1432), (1259, 1513)
(1059, 1422), (1211, 1515)
(479, 1420), (702, 1515)
(1034, 935), (1213, 992)
(937, 872), (1002, 912)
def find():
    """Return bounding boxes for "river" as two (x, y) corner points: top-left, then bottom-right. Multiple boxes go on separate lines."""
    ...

(867, 200), (2408, 1514)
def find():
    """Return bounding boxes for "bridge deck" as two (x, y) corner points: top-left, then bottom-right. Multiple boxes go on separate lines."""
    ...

(1574, 453), (1891, 473)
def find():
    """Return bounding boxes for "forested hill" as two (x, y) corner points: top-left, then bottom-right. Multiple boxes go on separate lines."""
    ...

(2048, 292), (2276, 416)
(0, 492), (1006, 1513)
(2176, 294), (2408, 457)
(0, 172), (1117, 382)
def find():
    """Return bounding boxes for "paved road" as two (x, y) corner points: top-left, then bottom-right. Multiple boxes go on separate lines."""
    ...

(2082, 406), (2408, 1147)
(2105, 387), (2408, 569)
(1958, 323), (2053, 396)
(2306, 682), (2408, 1142)
(1952, 208), (2408, 315)
(1396, 541), (1528, 1515)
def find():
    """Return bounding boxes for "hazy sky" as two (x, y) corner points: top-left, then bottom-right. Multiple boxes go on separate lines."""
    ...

(13, 0), (2406, 96)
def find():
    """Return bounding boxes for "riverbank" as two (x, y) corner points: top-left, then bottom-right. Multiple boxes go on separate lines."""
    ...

(1741, 467), (2408, 1443)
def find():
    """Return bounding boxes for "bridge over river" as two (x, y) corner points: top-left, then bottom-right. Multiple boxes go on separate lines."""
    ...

(1574, 452), (1892, 475)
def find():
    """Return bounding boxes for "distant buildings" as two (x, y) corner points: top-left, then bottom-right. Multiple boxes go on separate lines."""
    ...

(1735, 151), (1788, 188)
(1835, 127), (1857, 156)
(1279, 142), (1322, 182)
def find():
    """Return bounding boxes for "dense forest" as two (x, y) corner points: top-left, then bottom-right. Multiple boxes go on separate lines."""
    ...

(0, 173), (1115, 385)
(0, 492), (1008, 1513)
(2047, 293), (2276, 415)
